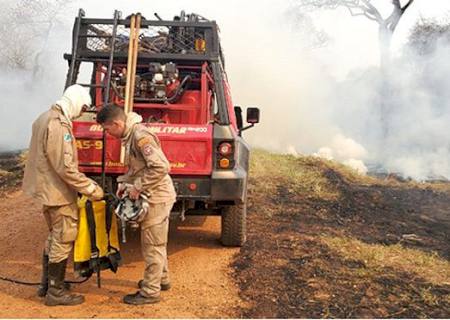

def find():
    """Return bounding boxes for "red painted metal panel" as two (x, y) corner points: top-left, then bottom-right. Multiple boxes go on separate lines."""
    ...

(74, 62), (215, 177)
(73, 122), (213, 176)
(144, 123), (213, 175)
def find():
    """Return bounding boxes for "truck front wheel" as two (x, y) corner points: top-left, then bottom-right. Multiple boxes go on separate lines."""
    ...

(220, 201), (247, 247)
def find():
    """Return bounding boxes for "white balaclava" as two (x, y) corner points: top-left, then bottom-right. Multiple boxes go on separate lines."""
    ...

(55, 84), (92, 124)
(121, 112), (143, 143)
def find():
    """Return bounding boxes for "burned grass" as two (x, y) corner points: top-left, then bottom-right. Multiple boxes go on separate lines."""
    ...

(0, 151), (25, 195)
(233, 149), (450, 318)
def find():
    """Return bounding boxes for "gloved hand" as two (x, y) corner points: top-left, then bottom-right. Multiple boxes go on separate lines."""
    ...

(128, 185), (141, 200)
(89, 184), (104, 201)
(116, 183), (127, 199)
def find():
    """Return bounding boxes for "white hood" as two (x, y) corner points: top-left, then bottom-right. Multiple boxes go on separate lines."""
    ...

(55, 84), (92, 125)
(122, 112), (143, 143)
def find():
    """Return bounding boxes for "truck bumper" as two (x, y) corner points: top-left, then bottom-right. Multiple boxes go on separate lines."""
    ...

(210, 167), (247, 203)
(172, 167), (247, 204)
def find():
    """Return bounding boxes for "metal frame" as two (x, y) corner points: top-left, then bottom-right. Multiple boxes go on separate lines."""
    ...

(101, 10), (121, 189)
(65, 9), (85, 89)
(64, 8), (230, 125)
(66, 15), (222, 64)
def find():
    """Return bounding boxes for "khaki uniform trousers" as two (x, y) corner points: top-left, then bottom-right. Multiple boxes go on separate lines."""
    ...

(139, 202), (173, 298)
(43, 203), (79, 263)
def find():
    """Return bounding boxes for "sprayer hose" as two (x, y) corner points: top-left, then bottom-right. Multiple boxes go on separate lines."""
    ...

(0, 275), (90, 286)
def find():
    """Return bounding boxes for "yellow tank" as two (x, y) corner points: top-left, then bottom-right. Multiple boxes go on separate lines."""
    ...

(74, 196), (121, 276)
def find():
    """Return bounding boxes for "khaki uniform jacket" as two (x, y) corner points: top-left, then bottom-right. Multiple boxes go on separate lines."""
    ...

(22, 106), (95, 207)
(118, 123), (176, 205)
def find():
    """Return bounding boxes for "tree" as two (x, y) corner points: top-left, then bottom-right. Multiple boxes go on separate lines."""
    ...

(293, 0), (415, 66)
(407, 20), (450, 56)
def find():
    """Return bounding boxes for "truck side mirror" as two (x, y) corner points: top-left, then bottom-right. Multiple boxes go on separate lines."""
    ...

(234, 106), (243, 130)
(239, 107), (260, 135)
(246, 107), (260, 124)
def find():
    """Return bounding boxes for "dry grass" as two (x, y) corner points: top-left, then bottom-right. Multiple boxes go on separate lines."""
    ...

(321, 236), (450, 286)
(252, 148), (449, 186)
(236, 149), (450, 318)
(18, 150), (28, 164)
(250, 149), (450, 205)
(0, 169), (12, 178)
(0, 151), (26, 193)
(250, 149), (374, 202)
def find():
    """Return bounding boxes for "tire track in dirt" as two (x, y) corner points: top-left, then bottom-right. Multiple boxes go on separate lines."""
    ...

(0, 191), (244, 318)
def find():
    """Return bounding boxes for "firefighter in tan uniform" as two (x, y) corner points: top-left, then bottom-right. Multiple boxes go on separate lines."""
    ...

(96, 105), (176, 305)
(22, 84), (104, 306)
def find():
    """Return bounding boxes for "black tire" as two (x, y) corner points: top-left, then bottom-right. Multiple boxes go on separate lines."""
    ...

(220, 201), (247, 247)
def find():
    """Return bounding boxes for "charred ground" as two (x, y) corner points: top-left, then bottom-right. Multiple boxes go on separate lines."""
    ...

(0, 150), (449, 318)
(0, 151), (25, 195)
(233, 150), (450, 318)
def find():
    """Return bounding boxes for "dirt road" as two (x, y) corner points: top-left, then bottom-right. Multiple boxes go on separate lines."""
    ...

(0, 190), (243, 318)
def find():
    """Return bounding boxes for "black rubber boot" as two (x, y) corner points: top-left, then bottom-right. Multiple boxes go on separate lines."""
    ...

(37, 253), (71, 297)
(137, 279), (171, 291)
(37, 253), (49, 297)
(123, 291), (160, 305)
(44, 259), (84, 306)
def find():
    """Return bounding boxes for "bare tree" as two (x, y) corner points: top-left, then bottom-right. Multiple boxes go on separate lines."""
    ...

(294, 0), (415, 66)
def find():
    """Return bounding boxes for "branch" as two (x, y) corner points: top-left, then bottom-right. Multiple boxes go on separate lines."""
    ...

(401, 0), (415, 12)
(386, 0), (415, 32)
(346, 6), (365, 17)
(391, 0), (414, 13)
(363, 11), (379, 21)
(360, 0), (383, 22)
(346, 6), (378, 22)
(391, 0), (401, 9)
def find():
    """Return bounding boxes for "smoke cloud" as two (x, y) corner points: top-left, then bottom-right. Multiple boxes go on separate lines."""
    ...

(0, 0), (70, 151)
(0, 0), (449, 180)
(221, 0), (450, 180)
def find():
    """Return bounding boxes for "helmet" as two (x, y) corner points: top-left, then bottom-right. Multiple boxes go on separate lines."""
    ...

(115, 194), (149, 228)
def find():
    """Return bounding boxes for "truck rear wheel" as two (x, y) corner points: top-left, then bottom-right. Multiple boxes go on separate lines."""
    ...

(220, 201), (247, 247)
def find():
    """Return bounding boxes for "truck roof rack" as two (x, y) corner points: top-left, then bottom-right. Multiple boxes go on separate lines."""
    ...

(64, 9), (223, 65)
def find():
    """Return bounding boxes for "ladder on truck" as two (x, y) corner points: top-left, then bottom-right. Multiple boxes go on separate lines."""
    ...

(64, 9), (121, 189)
(64, 9), (143, 186)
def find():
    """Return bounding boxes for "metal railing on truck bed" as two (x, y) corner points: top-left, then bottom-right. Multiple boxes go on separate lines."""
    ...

(63, 9), (223, 65)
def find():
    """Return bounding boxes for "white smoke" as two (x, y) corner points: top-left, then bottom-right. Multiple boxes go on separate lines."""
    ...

(380, 42), (450, 180)
(222, 0), (450, 180)
(0, 0), (449, 181)
(312, 139), (370, 176)
(311, 133), (368, 175)
(0, 0), (72, 151)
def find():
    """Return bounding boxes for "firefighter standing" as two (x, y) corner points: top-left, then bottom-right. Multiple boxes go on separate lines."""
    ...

(96, 105), (176, 305)
(22, 84), (104, 306)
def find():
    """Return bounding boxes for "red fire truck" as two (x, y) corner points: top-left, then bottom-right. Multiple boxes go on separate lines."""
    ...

(65, 9), (259, 246)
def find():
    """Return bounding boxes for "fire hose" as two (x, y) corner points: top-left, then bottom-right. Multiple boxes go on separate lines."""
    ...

(0, 194), (118, 288)
(0, 276), (89, 287)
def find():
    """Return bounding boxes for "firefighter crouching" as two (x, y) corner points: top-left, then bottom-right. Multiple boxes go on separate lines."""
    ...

(22, 84), (104, 306)
(96, 105), (176, 305)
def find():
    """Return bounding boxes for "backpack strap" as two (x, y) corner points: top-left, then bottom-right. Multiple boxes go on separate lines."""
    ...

(105, 196), (120, 273)
(85, 199), (101, 288)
